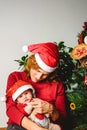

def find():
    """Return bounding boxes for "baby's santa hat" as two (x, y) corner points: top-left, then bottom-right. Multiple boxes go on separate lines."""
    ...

(6, 80), (35, 101)
(22, 42), (59, 72)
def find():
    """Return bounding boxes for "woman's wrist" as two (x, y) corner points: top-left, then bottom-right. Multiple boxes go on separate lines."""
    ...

(49, 103), (54, 114)
(50, 106), (60, 121)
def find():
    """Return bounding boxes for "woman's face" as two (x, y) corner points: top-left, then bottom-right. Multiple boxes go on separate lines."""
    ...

(30, 68), (50, 82)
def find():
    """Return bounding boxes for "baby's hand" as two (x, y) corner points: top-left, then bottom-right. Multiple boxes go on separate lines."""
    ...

(24, 103), (33, 114)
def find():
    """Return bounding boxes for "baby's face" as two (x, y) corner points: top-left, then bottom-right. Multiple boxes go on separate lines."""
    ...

(17, 90), (33, 104)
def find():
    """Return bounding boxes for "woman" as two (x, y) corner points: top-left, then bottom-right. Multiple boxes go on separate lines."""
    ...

(6, 42), (67, 130)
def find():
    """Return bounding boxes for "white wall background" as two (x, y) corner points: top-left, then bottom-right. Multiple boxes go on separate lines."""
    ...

(0, 0), (87, 127)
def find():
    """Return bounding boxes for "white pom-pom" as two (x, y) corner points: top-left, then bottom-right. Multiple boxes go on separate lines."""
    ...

(22, 45), (28, 52)
(84, 36), (87, 43)
(0, 96), (6, 102)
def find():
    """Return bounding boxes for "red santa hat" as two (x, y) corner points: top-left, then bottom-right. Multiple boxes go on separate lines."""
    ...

(6, 80), (35, 101)
(22, 42), (59, 72)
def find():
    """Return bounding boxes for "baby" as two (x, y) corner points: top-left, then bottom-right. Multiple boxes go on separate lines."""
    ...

(6, 80), (49, 128)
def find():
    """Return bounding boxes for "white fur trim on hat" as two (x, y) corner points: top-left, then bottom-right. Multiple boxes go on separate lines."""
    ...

(35, 53), (57, 72)
(84, 36), (87, 44)
(22, 45), (28, 52)
(12, 85), (35, 101)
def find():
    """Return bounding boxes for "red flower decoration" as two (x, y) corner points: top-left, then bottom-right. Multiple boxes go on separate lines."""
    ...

(75, 47), (87, 58)
(83, 22), (87, 31)
(78, 34), (83, 44)
(71, 44), (87, 60)
(84, 75), (87, 85)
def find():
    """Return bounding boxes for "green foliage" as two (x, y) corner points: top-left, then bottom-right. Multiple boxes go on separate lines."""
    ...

(56, 42), (87, 130)
(56, 41), (75, 90)
(14, 54), (28, 70)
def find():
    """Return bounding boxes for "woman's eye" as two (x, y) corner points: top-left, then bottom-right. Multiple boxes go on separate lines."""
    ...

(36, 69), (40, 72)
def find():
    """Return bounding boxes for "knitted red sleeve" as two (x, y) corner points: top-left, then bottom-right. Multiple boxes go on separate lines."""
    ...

(6, 71), (27, 125)
(17, 103), (29, 116)
(55, 82), (67, 119)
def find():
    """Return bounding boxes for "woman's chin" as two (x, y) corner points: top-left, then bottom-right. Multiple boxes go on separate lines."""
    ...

(31, 78), (38, 82)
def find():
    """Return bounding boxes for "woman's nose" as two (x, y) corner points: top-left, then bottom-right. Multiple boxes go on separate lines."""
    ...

(37, 73), (42, 79)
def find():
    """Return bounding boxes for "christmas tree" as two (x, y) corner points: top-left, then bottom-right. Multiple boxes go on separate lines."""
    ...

(57, 22), (87, 130)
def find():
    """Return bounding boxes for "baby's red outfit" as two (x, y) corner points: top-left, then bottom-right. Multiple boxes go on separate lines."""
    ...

(17, 103), (49, 128)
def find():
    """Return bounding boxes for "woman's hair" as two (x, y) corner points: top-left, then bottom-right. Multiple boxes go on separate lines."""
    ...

(24, 55), (60, 82)
(24, 55), (39, 77)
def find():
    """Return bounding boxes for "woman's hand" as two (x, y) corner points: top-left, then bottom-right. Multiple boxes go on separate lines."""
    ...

(30, 98), (60, 121)
(30, 98), (53, 114)
(50, 106), (60, 121)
